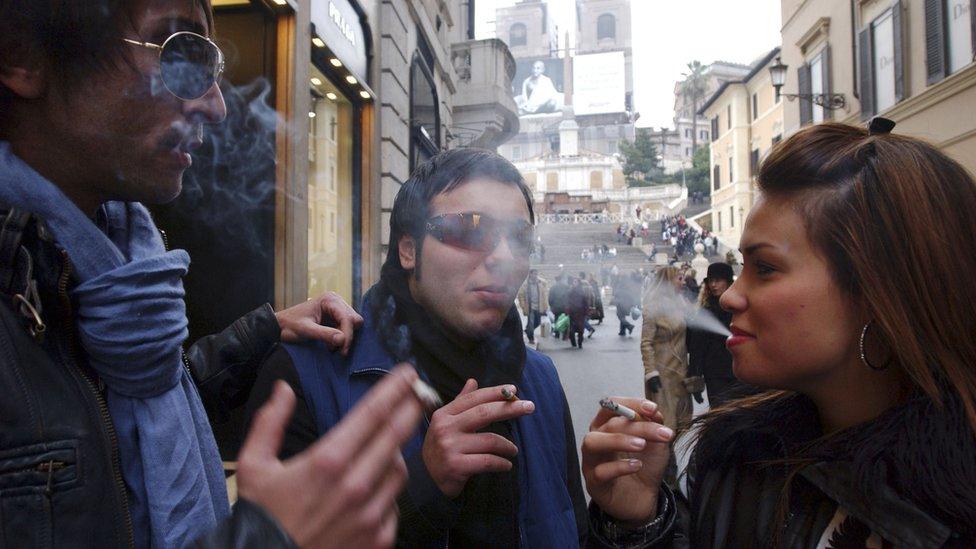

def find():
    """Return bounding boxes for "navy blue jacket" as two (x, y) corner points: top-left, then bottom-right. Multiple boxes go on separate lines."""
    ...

(274, 303), (585, 548)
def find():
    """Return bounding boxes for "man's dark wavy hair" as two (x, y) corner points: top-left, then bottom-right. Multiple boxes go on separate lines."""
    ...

(384, 147), (535, 279)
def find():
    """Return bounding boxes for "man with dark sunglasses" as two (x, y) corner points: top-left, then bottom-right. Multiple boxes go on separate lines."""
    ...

(247, 149), (594, 546)
(0, 1), (423, 547)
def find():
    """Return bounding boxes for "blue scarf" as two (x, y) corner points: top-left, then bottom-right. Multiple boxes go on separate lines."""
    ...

(0, 142), (229, 547)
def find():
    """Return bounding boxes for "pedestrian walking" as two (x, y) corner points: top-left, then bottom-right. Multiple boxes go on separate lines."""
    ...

(517, 269), (549, 344)
(567, 277), (588, 348)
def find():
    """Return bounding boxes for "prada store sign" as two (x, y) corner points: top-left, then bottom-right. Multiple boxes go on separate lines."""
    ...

(311, 0), (368, 79)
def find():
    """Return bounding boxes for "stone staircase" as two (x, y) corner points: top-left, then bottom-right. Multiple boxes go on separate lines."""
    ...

(532, 223), (663, 280)
(532, 220), (724, 281)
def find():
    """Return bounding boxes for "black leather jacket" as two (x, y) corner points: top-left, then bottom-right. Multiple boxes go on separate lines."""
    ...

(0, 208), (293, 548)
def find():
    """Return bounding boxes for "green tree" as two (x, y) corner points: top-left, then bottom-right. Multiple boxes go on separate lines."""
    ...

(685, 143), (711, 196)
(619, 130), (664, 187)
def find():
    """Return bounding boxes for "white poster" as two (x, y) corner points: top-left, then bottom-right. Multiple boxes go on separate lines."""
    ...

(948, 0), (973, 74)
(873, 11), (896, 113)
(573, 51), (625, 115)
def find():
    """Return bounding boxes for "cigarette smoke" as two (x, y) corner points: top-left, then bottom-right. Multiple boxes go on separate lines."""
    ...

(641, 281), (732, 338)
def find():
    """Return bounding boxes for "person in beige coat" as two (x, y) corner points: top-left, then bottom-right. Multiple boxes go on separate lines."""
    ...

(640, 266), (691, 433)
(517, 269), (550, 344)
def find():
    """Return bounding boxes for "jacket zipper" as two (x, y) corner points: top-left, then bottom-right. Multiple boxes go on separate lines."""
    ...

(57, 250), (135, 548)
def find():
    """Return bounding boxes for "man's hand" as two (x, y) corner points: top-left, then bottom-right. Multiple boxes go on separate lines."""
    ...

(276, 292), (363, 355)
(422, 380), (535, 498)
(581, 397), (672, 526)
(236, 365), (422, 548)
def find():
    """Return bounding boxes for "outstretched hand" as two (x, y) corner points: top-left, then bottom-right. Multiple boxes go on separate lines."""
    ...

(276, 292), (363, 355)
(581, 397), (673, 525)
(236, 365), (422, 548)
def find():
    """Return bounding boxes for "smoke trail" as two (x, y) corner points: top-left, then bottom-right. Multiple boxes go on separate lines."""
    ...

(641, 281), (731, 338)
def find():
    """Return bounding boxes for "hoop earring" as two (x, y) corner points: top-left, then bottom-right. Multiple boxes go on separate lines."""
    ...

(859, 321), (890, 371)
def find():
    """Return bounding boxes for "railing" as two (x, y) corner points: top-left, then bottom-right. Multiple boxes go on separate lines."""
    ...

(532, 184), (686, 204)
(538, 212), (628, 224)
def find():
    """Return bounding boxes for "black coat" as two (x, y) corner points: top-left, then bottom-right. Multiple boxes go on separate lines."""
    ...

(686, 298), (741, 406)
(0, 207), (289, 548)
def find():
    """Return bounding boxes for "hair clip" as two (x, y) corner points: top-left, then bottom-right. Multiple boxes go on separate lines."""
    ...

(868, 117), (896, 135)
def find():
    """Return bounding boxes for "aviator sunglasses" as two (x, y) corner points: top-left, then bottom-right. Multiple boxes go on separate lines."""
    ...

(123, 31), (226, 101)
(425, 213), (534, 254)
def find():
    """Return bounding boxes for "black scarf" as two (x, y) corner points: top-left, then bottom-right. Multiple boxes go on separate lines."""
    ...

(371, 264), (527, 546)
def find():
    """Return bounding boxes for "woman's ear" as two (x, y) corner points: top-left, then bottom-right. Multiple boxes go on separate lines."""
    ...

(398, 235), (417, 270)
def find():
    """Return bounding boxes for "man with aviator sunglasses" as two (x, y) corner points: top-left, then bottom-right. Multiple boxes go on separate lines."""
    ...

(0, 1), (423, 548)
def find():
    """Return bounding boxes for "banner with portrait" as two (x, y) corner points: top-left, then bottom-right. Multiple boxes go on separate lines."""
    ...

(512, 58), (565, 116)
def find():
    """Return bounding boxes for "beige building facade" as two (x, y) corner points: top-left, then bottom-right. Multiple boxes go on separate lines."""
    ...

(780, 0), (976, 173)
(700, 48), (785, 249)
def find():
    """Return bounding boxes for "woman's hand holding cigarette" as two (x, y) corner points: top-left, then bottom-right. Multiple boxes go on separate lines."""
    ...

(581, 397), (673, 526)
(422, 379), (535, 498)
(236, 364), (423, 549)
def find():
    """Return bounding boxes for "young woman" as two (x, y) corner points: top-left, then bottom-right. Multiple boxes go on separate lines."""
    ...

(639, 266), (690, 432)
(582, 121), (976, 547)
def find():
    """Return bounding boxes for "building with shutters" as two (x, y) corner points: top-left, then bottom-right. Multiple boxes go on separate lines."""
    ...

(670, 61), (752, 170)
(697, 48), (785, 250)
(779, 0), (976, 174)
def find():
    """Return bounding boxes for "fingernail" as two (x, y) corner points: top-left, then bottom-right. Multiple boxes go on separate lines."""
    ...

(641, 401), (657, 412)
(629, 459), (642, 469)
(630, 437), (646, 449)
(658, 426), (674, 440)
(521, 401), (535, 412)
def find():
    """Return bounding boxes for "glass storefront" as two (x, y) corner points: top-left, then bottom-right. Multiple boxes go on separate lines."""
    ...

(307, 66), (355, 303)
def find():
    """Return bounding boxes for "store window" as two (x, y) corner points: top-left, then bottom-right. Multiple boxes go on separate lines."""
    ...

(946, 0), (974, 73)
(798, 45), (832, 124)
(410, 52), (440, 171)
(926, 0), (975, 83)
(872, 10), (897, 112)
(510, 23), (527, 47)
(308, 67), (354, 302)
(597, 14), (616, 40)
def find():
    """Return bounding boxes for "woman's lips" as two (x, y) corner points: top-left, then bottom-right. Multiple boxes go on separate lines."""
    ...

(726, 326), (755, 348)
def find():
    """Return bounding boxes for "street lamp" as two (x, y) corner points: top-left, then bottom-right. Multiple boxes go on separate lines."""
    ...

(768, 56), (846, 110)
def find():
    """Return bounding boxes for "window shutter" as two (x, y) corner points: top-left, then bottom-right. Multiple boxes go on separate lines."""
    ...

(859, 27), (875, 119)
(798, 64), (813, 125)
(925, 0), (946, 85)
(821, 45), (833, 120)
(893, 2), (905, 102)
(750, 149), (759, 177)
(713, 165), (720, 191)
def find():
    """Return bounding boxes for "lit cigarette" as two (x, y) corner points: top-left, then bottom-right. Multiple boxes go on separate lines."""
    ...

(411, 379), (443, 409)
(501, 387), (518, 401)
(599, 397), (638, 421)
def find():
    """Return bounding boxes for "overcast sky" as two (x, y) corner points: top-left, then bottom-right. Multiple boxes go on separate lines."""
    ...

(476, 0), (782, 129)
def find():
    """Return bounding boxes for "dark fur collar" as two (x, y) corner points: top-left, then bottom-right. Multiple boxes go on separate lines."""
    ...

(691, 391), (976, 536)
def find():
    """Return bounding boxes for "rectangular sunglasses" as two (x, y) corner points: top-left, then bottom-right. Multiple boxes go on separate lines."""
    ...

(425, 213), (534, 254)
(123, 31), (225, 101)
